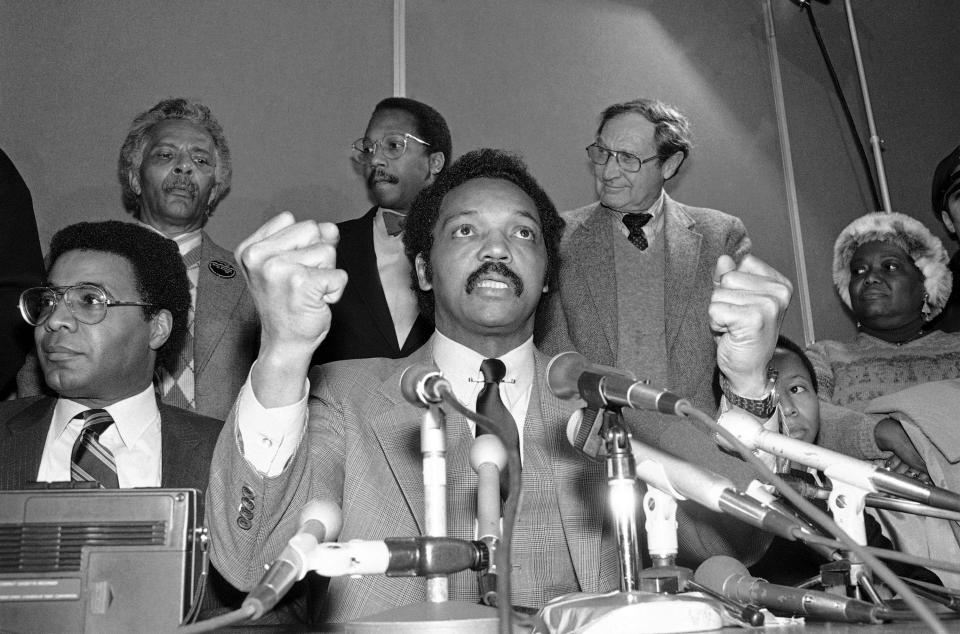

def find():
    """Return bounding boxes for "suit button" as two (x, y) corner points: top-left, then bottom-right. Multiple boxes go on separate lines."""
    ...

(241, 485), (254, 497)
(239, 506), (254, 520)
(237, 516), (252, 530)
(240, 496), (255, 511)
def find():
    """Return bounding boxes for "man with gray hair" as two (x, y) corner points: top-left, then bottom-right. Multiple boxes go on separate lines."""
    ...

(541, 98), (761, 565)
(118, 97), (258, 421)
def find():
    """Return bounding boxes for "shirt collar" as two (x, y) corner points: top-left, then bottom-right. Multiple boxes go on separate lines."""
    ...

(52, 384), (160, 448)
(136, 221), (202, 256)
(430, 330), (535, 406)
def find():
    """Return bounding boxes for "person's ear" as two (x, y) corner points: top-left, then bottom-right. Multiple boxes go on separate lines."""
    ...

(428, 152), (445, 176)
(149, 309), (173, 350)
(415, 253), (433, 291)
(128, 170), (142, 196)
(942, 210), (957, 236)
(661, 151), (684, 181)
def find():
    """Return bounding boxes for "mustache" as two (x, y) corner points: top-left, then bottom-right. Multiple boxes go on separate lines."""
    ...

(367, 166), (399, 188)
(162, 174), (197, 195)
(465, 262), (524, 296)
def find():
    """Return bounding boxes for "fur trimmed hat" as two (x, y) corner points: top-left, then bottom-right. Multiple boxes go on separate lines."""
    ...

(832, 212), (952, 320)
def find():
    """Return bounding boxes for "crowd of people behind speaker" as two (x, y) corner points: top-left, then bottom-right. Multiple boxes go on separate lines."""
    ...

(2, 93), (960, 622)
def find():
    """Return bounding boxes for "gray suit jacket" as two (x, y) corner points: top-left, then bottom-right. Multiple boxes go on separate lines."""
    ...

(207, 344), (618, 622)
(191, 232), (259, 421)
(540, 195), (770, 566)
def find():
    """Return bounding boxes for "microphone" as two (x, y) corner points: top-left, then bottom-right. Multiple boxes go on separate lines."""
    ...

(400, 363), (452, 406)
(470, 434), (507, 605)
(566, 409), (807, 541)
(242, 500), (342, 619)
(694, 555), (886, 624)
(719, 409), (960, 513)
(547, 351), (690, 415)
(308, 537), (489, 578)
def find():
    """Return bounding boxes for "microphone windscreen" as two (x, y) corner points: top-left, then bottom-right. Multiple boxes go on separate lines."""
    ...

(400, 363), (441, 405)
(693, 555), (748, 595)
(299, 499), (343, 542)
(470, 434), (508, 471)
(546, 352), (588, 400)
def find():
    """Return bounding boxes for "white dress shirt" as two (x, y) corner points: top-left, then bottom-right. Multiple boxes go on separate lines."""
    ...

(36, 385), (163, 487)
(236, 332), (537, 477)
(373, 207), (419, 347)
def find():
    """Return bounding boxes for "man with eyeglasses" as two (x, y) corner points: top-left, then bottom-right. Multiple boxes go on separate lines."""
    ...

(540, 98), (760, 566)
(0, 220), (222, 498)
(310, 97), (450, 367)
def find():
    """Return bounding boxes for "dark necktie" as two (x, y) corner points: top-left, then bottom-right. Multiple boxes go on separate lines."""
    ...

(476, 359), (519, 500)
(70, 409), (119, 488)
(382, 210), (406, 236)
(622, 212), (653, 250)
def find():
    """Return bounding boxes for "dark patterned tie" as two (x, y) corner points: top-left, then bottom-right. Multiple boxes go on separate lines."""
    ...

(622, 212), (653, 250)
(476, 359), (519, 500)
(70, 409), (119, 488)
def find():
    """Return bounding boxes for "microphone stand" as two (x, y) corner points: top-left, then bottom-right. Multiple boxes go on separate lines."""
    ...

(347, 402), (499, 633)
(598, 408), (642, 592)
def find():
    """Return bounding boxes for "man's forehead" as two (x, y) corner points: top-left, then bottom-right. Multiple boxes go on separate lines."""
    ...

(146, 119), (215, 147)
(49, 250), (135, 289)
(599, 113), (656, 146)
(365, 109), (418, 136)
(437, 177), (540, 222)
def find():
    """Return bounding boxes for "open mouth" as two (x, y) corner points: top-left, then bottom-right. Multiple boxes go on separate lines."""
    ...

(466, 262), (523, 296)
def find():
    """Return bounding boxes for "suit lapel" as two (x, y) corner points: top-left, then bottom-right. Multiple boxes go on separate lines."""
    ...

(572, 206), (618, 364)
(193, 232), (244, 375)
(533, 350), (605, 593)
(1, 398), (56, 488)
(158, 405), (204, 489)
(663, 196), (701, 349)
(340, 207), (401, 351)
(367, 346), (437, 535)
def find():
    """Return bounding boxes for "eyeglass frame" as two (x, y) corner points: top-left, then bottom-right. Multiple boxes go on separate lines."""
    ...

(18, 284), (157, 327)
(351, 132), (431, 162)
(586, 142), (660, 173)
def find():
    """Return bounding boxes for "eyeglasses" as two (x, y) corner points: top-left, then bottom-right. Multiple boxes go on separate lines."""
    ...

(19, 284), (155, 326)
(351, 133), (431, 162)
(586, 143), (659, 173)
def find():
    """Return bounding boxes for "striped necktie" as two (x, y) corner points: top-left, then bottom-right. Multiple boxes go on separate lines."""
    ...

(70, 409), (119, 488)
(161, 244), (201, 409)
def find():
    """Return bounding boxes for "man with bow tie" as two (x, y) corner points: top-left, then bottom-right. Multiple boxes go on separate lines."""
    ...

(206, 147), (790, 623)
(310, 98), (450, 367)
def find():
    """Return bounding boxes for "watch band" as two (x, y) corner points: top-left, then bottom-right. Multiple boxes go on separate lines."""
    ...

(718, 371), (778, 419)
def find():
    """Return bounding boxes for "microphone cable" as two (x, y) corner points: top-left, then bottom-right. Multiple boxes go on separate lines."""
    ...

(432, 382), (520, 634)
(796, 0), (882, 210)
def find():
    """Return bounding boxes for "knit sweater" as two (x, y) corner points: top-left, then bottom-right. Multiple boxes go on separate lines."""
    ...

(807, 329), (960, 459)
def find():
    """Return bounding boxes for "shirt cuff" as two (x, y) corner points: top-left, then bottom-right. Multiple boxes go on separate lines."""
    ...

(235, 367), (309, 477)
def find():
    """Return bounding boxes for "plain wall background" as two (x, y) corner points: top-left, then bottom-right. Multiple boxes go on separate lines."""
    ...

(2, 0), (959, 345)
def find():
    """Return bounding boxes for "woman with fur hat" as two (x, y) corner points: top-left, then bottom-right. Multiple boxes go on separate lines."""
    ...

(809, 212), (957, 417)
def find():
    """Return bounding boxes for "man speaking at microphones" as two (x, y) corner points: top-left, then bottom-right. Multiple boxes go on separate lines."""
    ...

(205, 149), (792, 624)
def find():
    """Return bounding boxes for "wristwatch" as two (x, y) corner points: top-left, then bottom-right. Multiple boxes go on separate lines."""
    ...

(718, 371), (778, 419)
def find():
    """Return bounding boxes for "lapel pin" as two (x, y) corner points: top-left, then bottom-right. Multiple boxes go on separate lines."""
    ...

(209, 260), (237, 279)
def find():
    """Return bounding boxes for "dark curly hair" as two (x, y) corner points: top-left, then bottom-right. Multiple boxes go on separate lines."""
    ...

(373, 97), (452, 173)
(47, 221), (190, 369)
(403, 148), (564, 320)
(118, 97), (231, 218)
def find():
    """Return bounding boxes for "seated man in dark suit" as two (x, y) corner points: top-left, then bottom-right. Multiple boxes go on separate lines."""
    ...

(206, 149), (792, 622)
(0, 220), (222, 497)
